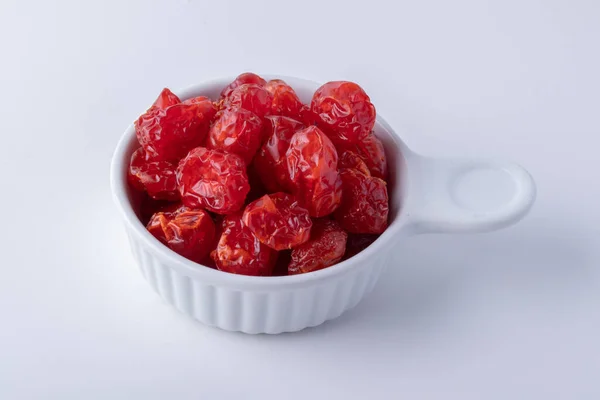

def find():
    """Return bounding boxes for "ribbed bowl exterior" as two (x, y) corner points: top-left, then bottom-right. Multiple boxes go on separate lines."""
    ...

(125, 225), (387, 334)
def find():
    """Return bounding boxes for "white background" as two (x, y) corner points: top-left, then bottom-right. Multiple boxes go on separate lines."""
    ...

(1, 0), (599, 398)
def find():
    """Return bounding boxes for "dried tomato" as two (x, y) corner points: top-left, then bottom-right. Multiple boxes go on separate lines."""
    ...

(136, 79), (390, 276)
(211, 213), (277, 276)
(337, 132), (388, 180)
(128, 148), (179, 201)
(286, 126), (342, 217)
(135, 97), (216, 161)
(147, 205), (215, 263)
(338, 150), (371, 176)
(334, 168), (389, 234)
(220, 73), (267, 99)
(242, 193), (312, 250)
(343, 233), (380, 260)
(310, 81), (376, 144)
(288, 219), (348, 275)
(206, 108), (263, 164)
(176, 147), (250, 214)
(298, 105), (319, 126)
(265, 79), (304, 120)
(152, 88), (181, 109)
(253, 115), (304, 192)
(222, 84), (273, 119)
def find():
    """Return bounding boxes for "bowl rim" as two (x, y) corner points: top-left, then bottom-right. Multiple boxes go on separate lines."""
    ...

(110, 75), (412, 289)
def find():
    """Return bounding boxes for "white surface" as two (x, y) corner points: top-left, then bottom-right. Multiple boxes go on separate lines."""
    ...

(0, 0), (598, 398)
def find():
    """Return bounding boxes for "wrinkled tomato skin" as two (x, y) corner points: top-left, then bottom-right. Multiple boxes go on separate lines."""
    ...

(207, 108), (263, 164)
(253, 116), (304, 192)
(128, 148), (179, 201)
(288, 219), (348, 275)
(265, 79), (304, 120)
(334, 169), (389, 234)
(220, 73), (267, 99)
(221, 84), (273, 119)
(135, 98), (216, 161)
(337, 132), (388, 180)
(152, 88), (181, 109)
(211, 213), (277, 276)
(182, 95), (210, 105)
(343, 233), (380, 260)
(310, 81), (376, 144)
(338, 150), (371, 176)
(298, 105), (319, 126)
(176, 147), (250, 214)
(286, 126), (342, 217)
(242, 193), (312, 251)
(147, 206), (216, 263)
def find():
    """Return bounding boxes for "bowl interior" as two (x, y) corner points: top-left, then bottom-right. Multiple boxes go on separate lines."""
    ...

(113, 75), (409, 280)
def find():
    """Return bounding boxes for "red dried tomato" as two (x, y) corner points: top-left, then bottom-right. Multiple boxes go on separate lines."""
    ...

(253, 115), (305, 192)
(338, 150), (371, 176)
(128, 148), (179, 201)
(152, 88), (181, 109)
(286, 126), (342, 217)
(298, 105), (319, 126)
(343, 233), (380, 260)
(337, 132), (388, 180)
(334, 168), (389, 234)
(176, 147), (250, 214)
(222, 84), (273, 119)
(207, 108), (263, 164)
(220, 73), (267, 99)
(138, 79), (390, 276)
(310, 81), (376, 144)
(211, 213), (277, 276)
(147, 205), (215, 263)
(242, 193), (312, 250)
(265, 79), (304, 120)
(288, 219), (348, 275)
(135, 97), (216, 161)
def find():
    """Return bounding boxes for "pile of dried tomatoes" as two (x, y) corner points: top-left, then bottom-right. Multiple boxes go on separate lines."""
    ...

(129, 73), (390, 276)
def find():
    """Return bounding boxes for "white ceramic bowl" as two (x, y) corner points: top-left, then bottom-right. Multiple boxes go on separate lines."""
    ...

(110, 75), (536, 334)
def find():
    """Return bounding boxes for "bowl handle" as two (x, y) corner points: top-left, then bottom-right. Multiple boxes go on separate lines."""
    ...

(405, 154), (536, 234)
